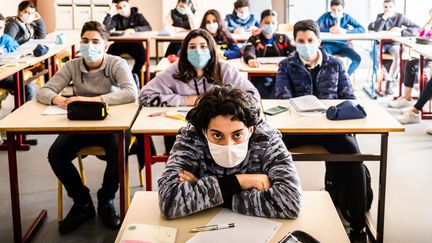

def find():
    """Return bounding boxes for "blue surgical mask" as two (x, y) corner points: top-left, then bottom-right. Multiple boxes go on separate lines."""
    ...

(262, 24), (277, 35)
(296, 43), (319, 60)
(79, 43), (104, 62)
(187, 49), (211, 69)
(176, 7), (185, 15)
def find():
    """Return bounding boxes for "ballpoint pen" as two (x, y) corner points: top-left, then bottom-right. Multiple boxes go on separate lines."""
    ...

(190, 223), (235, 233)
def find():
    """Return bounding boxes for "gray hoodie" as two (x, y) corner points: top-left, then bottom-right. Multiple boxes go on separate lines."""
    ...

(139, 61), (260, 106)
(5, 17), (46, 45)
(37, 54), (137, 105)
(158, 121), (303, 219)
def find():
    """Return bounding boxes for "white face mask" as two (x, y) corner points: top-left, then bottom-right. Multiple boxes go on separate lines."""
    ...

(206, 133), (250, 168)
(206, 22), (219, 34)
(237, 11), (250, 20)
(119, 6), (131, 17)
(22, 13), (35, 24)
(330, 12), (343, 19)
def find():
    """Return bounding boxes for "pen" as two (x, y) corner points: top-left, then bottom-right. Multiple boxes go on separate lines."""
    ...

(148, 112), (165, 117)
(190, 223), (235, 233)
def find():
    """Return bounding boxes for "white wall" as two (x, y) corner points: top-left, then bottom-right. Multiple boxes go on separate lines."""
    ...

(2, 0), (21, 17)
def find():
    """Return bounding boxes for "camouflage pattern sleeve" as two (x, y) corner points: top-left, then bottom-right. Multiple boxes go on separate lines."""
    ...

(231, 130), (303, 218)
(157, 128), (224, 219)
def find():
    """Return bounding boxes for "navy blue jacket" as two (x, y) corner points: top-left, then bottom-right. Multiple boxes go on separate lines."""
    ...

(368, 12), (419, 37)
(275, 48), (355, 99)
(316, 12), (365, 45)
(224, 13), (259, 33)
(103, 7), (151, 32)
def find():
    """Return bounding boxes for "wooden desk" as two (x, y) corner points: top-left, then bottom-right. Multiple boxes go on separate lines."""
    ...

(262, 99), (404, 243)
(226, 57), (280, 80)
(131, 106), (187, 191)
(154, 57), (280, 81)
(109, 31), (158, 84)
(115, 191), (349, 243)
(0, 100), (139, 243)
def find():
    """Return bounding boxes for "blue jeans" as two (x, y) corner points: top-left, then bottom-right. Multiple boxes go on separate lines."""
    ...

(0, 76), (35, 102)
(322, 42), (361, 76)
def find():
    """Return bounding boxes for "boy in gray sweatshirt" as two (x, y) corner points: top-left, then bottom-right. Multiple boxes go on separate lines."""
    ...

(36, 21), (137, 234)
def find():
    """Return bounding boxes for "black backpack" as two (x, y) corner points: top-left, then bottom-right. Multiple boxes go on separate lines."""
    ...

(325, 164), (373, 223)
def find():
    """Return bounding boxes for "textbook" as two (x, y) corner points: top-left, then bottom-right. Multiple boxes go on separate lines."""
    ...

(119, 223), (177, 243)
(290, 95), (326, 112)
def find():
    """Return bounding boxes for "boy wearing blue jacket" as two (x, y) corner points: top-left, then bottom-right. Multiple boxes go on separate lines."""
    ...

(316, 0), (365, 76)
(275, 19), (368, 243)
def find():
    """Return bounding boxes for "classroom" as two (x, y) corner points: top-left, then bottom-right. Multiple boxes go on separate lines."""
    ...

(0, 0), (431, 242)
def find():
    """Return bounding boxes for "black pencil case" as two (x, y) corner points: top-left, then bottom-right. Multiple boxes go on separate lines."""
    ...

(67, 101), (108, 120)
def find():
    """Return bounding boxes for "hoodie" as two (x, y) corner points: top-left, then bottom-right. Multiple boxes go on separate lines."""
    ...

(139, 60), (260, 106)
(5, 17), (46, 45)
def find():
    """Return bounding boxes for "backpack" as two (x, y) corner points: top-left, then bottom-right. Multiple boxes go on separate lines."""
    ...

(325, 164), (373, 224)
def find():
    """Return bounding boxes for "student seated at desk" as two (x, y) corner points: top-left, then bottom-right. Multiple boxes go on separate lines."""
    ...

(224, 0), (259, 34)
(36, 21), (137, 234)
(103, 0), (151, 84)
(199, 9), (241, 60)
(275, 19), (368, 243)
(316, 0), (365, 76)
(164, 0), (197, 57)
(138, 28), (259, 162)
(389, 8), (432, 109)
(243, 9), (295, 99)
(4, 0), (46, 45)
(368, 0), (419, 95)
(2, 1), (46, 101)
(158, 86), (302, 219)
(0, 13), (19, 106)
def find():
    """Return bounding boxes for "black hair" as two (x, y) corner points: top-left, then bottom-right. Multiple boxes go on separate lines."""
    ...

(260, 9), (277, 21)
(0, 14), (4, 21)
(113, 0), (128, 3)
(293, 19), (320, 40)
(177, 0), (196, 12)
(18, 1), (35, 12)
(80, 21), (109, 41)
(186, 86), (260, 137)
(384, 0), (395, 3)
(330, 0), (344, 8)
(232, 0), (250, 14)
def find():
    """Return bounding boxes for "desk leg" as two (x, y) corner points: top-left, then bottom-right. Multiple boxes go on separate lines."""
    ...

(376, 133), (389, 243)
(144, 135), (153, 191)
(364, 41), (378, 99)
(145, 40), (151, 85)
(8, 132), (47, 243)
(398, 43), (404, 98)
(71, 44), (76, 59)
(13, 71), (23, 108)
(118, 131), (127, 220)
(155, 40), (160, 64)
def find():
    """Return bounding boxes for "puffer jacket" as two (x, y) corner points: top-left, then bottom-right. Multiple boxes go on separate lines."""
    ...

(275, 48), (355, 99)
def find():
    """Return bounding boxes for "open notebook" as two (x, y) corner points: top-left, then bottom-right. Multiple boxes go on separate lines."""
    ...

(119, 224), (177, 243)
(290, 95), (326, 112)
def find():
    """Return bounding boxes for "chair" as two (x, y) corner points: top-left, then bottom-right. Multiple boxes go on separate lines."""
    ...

(57, 136), (144, 221)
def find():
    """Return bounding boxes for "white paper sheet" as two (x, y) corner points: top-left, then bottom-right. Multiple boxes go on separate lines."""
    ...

(120, 223), (177, 243)
(186, 209), (281, 243)
(42, 105), (67, 115)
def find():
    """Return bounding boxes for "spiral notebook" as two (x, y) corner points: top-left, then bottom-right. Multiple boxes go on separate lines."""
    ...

(119, 223), (177, 243)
